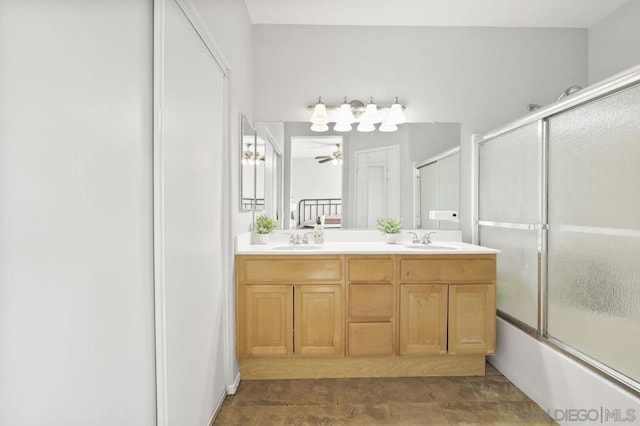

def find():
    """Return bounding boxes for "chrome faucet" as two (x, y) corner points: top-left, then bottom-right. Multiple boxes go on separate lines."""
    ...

(285, 232), (303, 244)
(285, 232), (313, 244)
(421, 232), (436, 244)
(408, 232), (420, 244)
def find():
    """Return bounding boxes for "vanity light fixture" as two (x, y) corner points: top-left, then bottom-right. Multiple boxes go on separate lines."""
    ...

(241, 144), (264, 165)
(308, 97), (407, 133)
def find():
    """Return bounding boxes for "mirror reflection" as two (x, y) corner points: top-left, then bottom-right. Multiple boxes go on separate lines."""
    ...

(281, 122), (461, 230)
(240, 115), (259, 211)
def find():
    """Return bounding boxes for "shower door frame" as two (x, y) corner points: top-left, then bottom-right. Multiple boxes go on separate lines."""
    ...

(476, 64), (640, 397)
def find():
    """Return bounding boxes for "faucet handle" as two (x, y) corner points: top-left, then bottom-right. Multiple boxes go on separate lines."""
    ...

(422, 232), (437, 244)
(408, 232), (419, 244)
(284, 232), (297, 244)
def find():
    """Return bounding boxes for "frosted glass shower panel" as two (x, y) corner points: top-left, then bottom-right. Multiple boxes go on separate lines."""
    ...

(479, 122), (540, 224)
(548, 84), (640, 229)
(479, 226), (539, 328)
(547, 229), (640, 383)
(547, 84), (640, 384)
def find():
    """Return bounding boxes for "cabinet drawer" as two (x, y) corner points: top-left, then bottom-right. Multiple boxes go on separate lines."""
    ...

(238, 256), (342, 283)
(348, 322), (394, 356)
(399, 257), (495, 283)
(349, 284), (394, 320)
(348, 257), (393, 282)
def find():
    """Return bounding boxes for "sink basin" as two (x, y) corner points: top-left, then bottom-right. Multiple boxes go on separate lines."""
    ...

(272, 244), (321, 251)
(405, 244), (460, 250)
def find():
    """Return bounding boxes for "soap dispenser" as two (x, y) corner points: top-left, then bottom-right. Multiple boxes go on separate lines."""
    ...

(313, 215), (324, 244)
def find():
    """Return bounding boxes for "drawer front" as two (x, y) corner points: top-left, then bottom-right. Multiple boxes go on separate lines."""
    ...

(348, 322), (394, 356)
(239, 256), (342, 283)
(349, 284), (394, 320)
(348, 258), (393, 282)
(399, 257), (495, 283)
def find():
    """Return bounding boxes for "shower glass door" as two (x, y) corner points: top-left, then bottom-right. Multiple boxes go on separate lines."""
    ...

(478, 122), (541, 329)
(546, 83), (640, 385)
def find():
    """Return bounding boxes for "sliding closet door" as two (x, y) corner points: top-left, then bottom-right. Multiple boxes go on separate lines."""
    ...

(155, 0), (226, 424)
(478, 122), (541, 329)
(547, 84), (640, 384)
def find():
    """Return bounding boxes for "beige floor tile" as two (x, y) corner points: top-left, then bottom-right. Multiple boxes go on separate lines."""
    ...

(284, 404), (341, 425)
(464, 375), (529, 402)
(485, 362), (502, 376)
(388, 402), (452, 425)
(425, 378), (487, 403)
(213, 404), (285, 425)
(337, 403), (394, 425)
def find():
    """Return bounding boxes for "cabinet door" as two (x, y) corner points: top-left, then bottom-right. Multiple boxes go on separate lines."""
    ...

(399, 285), (448, 355)
(295, 285), (344, 356)
(448, 284), (496, 354)
(240, 285), (293, 357)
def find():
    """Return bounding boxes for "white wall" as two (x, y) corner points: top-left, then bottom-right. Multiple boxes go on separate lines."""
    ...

(0, 1), (156, 425)
(254, 24), (587, 240)
(291, 158), (342, 224)
(588, 0), (640, 85)
(254, 25), (587, 132)
(191, 0), (254, 235)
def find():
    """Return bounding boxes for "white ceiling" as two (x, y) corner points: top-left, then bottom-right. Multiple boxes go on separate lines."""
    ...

(244, 0), (629, 28)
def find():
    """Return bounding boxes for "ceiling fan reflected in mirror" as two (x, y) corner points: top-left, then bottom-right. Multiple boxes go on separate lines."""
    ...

(315, 144), (342, 165)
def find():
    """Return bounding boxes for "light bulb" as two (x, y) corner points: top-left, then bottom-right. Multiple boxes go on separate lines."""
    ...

(338, 98), (356, 124)
(310, 97), (329, 124)
(388, 97), (407, 124)
(334, 122), (352, 132)
(357, 121), (375, 132)
(310, 122), (329, 132)
(331, 158), (339, 166)
(361, 97), (381, 124)
(379, 121), (398, 132)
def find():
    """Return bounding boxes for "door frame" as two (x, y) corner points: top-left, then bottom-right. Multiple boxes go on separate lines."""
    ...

(153, 1), (233, 425)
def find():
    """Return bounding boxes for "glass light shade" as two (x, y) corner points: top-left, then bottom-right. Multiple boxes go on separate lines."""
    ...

(388, 101), (407, 124)
(310, 122), (329, 132)
(361, 103), (381, 124)
(310, 102), (329, 124)
(338, 102), (356, 124)
(357, 121), (375, 132)
(379, 121), (398, 132)
(331, 158), (339, 166)
(334, 122), (352, 132)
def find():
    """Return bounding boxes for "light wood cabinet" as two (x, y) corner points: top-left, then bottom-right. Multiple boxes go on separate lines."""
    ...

(399, 284), (448, 355)
(346, 256), (395, 356)
(397, 255), (496, 356)
(236, 255), (344, 359)
(236, 253), (496, 378)
(295, 285), (343, 356)
(448, 284), (496, 355)
(239, 285), (293, 357)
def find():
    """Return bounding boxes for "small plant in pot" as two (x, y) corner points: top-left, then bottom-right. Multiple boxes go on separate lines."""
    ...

(376, 217), (403, 244)
(254, 214), (278, 244)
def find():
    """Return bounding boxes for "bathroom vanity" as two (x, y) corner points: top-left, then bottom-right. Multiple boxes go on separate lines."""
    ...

(235, 239), (497, 379)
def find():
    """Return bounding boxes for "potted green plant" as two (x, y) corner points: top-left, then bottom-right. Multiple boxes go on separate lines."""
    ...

(254, 214), (278, 244)
(376, 217), (403, 244)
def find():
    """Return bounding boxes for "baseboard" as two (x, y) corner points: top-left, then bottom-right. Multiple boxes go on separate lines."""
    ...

(207, 388), (228, 426)
(227, 371), (241, 395)
(239, 355), (485, 380)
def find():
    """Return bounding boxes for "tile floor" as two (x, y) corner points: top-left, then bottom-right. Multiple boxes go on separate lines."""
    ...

(213, 363), (556, 425)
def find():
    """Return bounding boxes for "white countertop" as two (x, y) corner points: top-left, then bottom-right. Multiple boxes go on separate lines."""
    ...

(235, 230), (499, 255)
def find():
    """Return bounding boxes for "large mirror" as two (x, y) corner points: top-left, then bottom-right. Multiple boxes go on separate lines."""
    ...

(280, 121), (461, 229)
(240, 116), (284, 223)
(240, 115), (259, 211)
